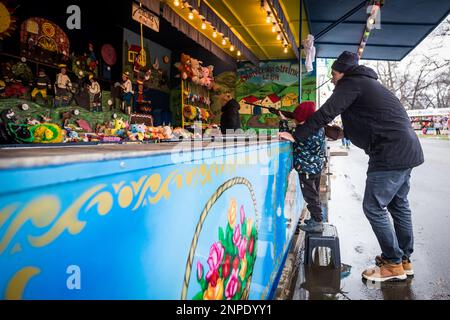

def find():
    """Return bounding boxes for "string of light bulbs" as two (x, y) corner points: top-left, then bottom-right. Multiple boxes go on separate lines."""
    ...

(263, 2), (290, 54)
(173, 0), (242, 57)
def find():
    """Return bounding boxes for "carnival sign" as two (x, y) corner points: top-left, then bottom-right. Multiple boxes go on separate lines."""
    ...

(132, 2), (159, 32)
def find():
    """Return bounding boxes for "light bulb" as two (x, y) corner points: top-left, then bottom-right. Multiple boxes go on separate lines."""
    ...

(230, 45), (235, 52)
(188, 11), (194, 20)
(266, 12), (271, 24)
(174, 0), (180, 7)
(222, 38), (226, 45)
(237, 50), (241, 57)
(212, 29), (217, 38)
(276, 33), (281, 41)
(284, 46), (288, 54)
(201, 21), (206, 30)
(272, 24), (276, 33)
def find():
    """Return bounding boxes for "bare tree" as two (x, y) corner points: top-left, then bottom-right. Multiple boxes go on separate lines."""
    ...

(366, 16), (450, 110)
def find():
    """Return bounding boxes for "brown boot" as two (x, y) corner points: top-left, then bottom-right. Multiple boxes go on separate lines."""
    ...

(375, 255), (414, 276)
(362, 260), (407, 282)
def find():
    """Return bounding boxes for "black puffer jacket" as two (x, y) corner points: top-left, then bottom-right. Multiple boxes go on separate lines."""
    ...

(294, 65), (424, 172)
(220, 99), (241, 133)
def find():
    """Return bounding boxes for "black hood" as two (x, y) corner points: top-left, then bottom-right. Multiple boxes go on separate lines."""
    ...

(344, 65), (378, 80)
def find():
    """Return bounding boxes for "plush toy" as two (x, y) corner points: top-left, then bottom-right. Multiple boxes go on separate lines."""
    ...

(162, 126), (174, 140)
(183, 105), (197, 121)
(190, 58), (202, 84)
(200, 108), (210, 121)
(106, 118), (126, 136)
(175, 53), (193, 80)
(27, 118), (41, 125)
(199, 65), (214, 88)
(30, 123), (63, 143)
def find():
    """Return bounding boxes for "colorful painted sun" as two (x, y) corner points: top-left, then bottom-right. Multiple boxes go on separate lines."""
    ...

(0, 1), (16, 40)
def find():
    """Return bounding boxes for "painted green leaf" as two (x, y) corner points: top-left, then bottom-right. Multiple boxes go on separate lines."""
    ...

(200, 279), (207, 291)
(226, 224), (233, 238)
(219, 227), (225, 243)
(193, 292), (203, 300)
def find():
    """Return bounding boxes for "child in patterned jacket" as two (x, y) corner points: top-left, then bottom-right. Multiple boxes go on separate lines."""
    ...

(279, 101), (326, 233)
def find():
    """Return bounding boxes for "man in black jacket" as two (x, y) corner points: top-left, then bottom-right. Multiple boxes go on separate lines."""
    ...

(220, 93), (241, 134)
(279, 51), (424, 282)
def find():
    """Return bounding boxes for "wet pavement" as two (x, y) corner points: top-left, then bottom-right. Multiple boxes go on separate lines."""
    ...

(292, 138), (450, 300)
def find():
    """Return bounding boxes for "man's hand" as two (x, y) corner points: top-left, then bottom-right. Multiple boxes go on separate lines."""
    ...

(278, 111), (287, 120)
(278, 131), (295, 143)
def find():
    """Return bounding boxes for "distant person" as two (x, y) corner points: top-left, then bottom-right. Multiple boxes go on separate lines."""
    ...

(342, 137), (351, 149)
(220, 93), (241, 134)
(434, 121), (442, 135)
(279, 51), (424, 283)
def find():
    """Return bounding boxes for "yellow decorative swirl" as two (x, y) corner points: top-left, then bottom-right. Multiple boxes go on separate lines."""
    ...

(0, 204), (19, 228)
(1, 163), (240, 258)
(118, 187), (134, 209)
(132, 174), (162, 210)
(131, 176), (147, 194)
(5, 267), (41, 300)
(0, 197), (60, 255)
(149, 171), (177, 204)
(28, 185), (106, 248)
(86, 192), (114, 216)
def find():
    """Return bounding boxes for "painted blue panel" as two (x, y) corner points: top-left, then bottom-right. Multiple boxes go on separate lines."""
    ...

(0, 142), (303, 300)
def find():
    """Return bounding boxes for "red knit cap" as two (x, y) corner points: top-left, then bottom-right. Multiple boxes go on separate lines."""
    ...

(293, 101), (316, 123)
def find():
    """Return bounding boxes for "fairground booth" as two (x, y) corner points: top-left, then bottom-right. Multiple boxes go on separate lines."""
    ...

(0, 0), (448, 299)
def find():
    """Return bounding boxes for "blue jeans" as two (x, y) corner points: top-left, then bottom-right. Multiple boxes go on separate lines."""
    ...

(363, 168), (414, 264)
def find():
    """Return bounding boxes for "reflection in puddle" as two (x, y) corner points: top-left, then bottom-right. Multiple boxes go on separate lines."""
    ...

(363, 277), (416, 300)
(299, 264), (352, 300)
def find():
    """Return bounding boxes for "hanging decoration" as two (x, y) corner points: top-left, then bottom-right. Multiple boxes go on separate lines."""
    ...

(357, 1), (382, 58)
(101, 44), (117, 66)
(0, 1), (17, 40)
(302, 34), (316, 73)
(20, 17), (70, 65)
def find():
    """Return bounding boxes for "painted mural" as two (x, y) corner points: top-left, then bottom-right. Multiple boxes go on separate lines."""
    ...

(0, 141), (302, 300)
(236, 60), (316, 130)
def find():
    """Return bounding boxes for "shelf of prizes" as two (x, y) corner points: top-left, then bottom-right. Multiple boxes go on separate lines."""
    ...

(181, 79), (212, 130)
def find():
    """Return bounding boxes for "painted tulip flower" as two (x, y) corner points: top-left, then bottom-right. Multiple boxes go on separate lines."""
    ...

(208, 242), (224, 271)
(232, 256), (240, 270)
(238, 236), (247, 259)
(239, 255), (247, 281)
(222, 255), (231, 279)
(203, 278), (224, 300)
(233, 224), (241, 247)
(240, 205), (245, 225)
(197, 261), (203, 281)
(246, 218), (254, 238)
(228, 199), (237, 229)
(248, 236), (255, 256)
(225, 268), (239, 300)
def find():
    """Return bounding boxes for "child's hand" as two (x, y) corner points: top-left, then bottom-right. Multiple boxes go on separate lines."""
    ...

(278, 132), (295, 143)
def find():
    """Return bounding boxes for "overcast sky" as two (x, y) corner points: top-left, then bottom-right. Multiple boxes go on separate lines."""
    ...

(316, 14), (450, 106)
